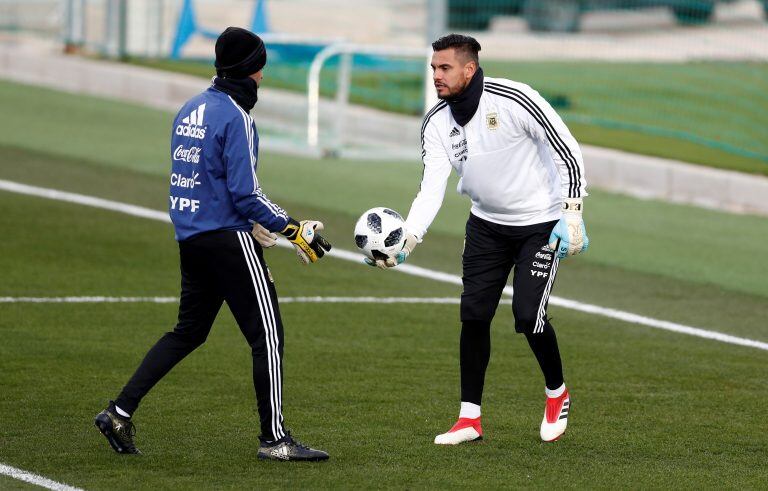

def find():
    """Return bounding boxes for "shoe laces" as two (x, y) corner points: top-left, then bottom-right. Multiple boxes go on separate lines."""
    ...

(285, 433), (309, 450)
(115, 418), (136, 439)
(109, 416), (137, 452)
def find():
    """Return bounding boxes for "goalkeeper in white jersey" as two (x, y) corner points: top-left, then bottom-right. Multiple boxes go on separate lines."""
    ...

(375, 34), (589, 443)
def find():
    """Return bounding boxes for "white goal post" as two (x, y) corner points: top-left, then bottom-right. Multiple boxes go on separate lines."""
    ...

(306, 43), (437, 153)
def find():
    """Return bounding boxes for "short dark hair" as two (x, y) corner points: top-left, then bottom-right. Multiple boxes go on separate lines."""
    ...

(431, 34), (481, 65)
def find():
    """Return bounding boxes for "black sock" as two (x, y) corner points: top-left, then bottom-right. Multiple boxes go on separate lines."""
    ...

(524, 320), (564, 391)
(460, 320), (492, 405)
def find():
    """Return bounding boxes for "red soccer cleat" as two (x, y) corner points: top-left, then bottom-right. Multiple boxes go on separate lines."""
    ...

(434, 417), (483, 445)
(540, 388), (570, 442)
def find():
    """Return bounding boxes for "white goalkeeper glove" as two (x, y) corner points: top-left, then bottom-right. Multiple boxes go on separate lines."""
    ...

(548, 198), (589, 259)
(365, 233), (419, 270)
(251, 223), (278, 248)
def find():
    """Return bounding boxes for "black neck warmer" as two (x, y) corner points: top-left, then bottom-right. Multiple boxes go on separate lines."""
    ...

(446, 67), (484, 127)
(213, 76), (259, 111)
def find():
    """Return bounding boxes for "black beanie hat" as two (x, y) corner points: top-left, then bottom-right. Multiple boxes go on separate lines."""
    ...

(214, 27), (267, 79)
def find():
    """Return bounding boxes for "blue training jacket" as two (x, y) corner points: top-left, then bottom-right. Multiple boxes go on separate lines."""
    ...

(168, 85), (289, 241)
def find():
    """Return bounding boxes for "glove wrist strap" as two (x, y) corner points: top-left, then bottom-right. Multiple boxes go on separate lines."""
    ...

(280, 218), (300, 239)
(562, 198), (583, 212)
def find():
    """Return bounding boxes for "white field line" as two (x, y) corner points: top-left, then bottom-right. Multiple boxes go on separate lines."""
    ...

(1, 178), (766, 352)
(0, 463), (84, 491)
(0, 180), (170, 222)
(0, 296), (178, 303)
(0, 296), (507, 305)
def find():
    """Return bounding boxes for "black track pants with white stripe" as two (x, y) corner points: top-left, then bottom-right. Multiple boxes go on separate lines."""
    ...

(459, 213), (564, 403)
(460, 213), (560, 332)
(115, 230), (286, 441)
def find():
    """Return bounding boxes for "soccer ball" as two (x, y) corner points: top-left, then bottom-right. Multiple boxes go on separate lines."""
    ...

(354, 207), (406, 261)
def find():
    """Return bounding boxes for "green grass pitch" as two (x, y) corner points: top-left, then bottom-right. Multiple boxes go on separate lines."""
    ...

(0, 80), (766, 489)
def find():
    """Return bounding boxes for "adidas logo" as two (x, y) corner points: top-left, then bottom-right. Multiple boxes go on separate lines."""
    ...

(175, 103), (207, 139)
(270, 444), (290, 460)
(449, 126), (460, 137)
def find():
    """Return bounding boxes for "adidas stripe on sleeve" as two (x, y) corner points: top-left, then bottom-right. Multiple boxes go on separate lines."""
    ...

(223, 97), (289, 232)
(404, 102), (452, 240)
(484, 81), (586, 199)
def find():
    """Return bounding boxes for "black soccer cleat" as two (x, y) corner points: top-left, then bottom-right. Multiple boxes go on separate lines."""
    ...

(258, 433), (329, 462)
(94, 403), (141, 455)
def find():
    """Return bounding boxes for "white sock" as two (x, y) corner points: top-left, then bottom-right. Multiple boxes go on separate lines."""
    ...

(459, 401), (481, 419)
(545, 383), (566, 398)
(115, 405), (132, 418)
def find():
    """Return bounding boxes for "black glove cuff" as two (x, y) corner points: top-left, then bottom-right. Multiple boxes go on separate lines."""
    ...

(562, 201), (582, 212)
(280, 218), (300, 239)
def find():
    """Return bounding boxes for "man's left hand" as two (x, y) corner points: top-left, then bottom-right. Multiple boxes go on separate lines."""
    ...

(281, 218), (332, 264)
(548, 198), (589, 259)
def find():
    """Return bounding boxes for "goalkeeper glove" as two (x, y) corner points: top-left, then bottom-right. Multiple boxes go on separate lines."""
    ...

(281, 218), (332, 265)
(548, 198), (589, 259)
(365, 233), (418, 269)
(251, 223), (278, 248)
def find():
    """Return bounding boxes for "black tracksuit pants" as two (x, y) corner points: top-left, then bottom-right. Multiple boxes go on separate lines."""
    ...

(115, 229), (286, 442)
(459, 213), (565, 405)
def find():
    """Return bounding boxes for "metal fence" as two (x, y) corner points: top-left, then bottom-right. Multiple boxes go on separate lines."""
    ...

(1, 0), (766, 164)
(446, 0), (768, 32)
(0, 0), (61, 37)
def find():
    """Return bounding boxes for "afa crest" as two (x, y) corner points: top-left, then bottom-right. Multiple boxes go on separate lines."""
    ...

(486, 112), (499, 130)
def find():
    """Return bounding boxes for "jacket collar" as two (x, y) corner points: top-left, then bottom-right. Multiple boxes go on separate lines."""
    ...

(212, 76), (258, 111)
(446, 67), (484, 127)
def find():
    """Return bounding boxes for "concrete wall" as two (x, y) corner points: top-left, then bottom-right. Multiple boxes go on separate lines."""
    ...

(584, 146), (768, 216)
(1, 44), (766, 217)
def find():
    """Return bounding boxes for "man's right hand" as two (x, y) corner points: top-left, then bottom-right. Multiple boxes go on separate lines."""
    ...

(251, 223), (278, 248)
(365, 233), (418, 269)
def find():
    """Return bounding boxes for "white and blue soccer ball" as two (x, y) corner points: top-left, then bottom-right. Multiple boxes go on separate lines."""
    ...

(354, 207), (406, 262)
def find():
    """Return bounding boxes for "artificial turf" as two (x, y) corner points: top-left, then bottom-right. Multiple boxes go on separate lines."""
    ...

(0, 80), (766, 489)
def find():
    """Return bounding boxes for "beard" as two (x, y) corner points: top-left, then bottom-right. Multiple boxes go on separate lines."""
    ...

(436, 80), (468, 100)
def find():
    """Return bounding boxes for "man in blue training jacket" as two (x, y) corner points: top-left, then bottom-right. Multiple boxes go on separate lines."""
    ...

(94, 27), (331, 462)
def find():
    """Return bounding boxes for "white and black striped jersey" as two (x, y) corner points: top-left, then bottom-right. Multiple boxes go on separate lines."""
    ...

(404, 77), (587, 240)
